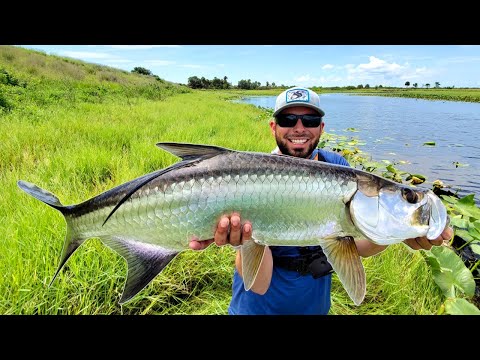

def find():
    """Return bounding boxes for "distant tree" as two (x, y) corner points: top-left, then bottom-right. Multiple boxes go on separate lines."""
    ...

(223, 76), (230, 89)
(357, 84), (364, 89)
(425, 83), (431, 89)
(132, 67), (153, 76)
(237, 79), (250, 89)
(238, 79), (261, 89)
(272, 82), (276, 87)
(365, 84), (370, 89)
(188, 76), (202, 89)
(405, 81), (410, 87)
(413, 83), (418, 88)
(212, 77), (223, 89)
(435, 82), (440, 88)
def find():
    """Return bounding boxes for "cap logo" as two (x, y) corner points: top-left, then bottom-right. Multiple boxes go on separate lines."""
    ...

(286, 89), (309, 103)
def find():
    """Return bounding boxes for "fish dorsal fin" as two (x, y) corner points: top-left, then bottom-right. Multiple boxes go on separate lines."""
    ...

(318, 236), (366, 306)
(156, 142), (232, 161)
(240, 238), (267, 291)
(102, 236), (180, 304)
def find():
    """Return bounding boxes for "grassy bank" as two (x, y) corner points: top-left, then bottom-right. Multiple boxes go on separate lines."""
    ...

(1, 91), (444, 314)
(320, 87), (480, 103)
(223, 87), (480, 103)
(0, 46), (448, 314)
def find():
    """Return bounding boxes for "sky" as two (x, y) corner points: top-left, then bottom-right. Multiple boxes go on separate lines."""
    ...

(17, 45), (480, 88)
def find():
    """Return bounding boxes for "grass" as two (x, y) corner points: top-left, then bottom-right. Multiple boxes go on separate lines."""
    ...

(313, 87), (480, 103)
(0, 91), (445, 315)
(0, 45), (448, 315)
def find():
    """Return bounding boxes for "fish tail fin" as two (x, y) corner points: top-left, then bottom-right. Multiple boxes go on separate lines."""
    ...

(17, 180), (72, 213)
(17, 180), (86, 285)
(50, 223), (87, 286)
(101, 236), (180, 304)
(318, 236), (366, 306)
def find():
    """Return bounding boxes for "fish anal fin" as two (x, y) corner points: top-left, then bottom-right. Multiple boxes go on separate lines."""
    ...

(319, 235), (366, 306)
(102, 236), (180, 304)
(241, 239), (267, 291)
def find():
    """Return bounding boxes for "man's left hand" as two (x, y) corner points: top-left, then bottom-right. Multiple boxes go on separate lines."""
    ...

(403, 226), (454, 250)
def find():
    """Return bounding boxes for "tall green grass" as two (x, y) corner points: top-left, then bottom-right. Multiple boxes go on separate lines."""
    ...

(0, 90), (444, 314)
(0, 45), (445, 314)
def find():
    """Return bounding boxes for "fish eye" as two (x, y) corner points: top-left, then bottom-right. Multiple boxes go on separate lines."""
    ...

(401, 188), (419, 204)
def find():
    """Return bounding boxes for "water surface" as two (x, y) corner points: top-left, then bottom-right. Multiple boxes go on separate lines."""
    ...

(239, 94), (480, 203)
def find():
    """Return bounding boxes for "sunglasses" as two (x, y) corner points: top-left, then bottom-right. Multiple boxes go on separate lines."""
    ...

(275, 114), (323, 128)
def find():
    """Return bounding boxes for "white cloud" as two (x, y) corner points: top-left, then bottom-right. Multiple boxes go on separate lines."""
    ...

(322, 64), (334, 70)
(342, 56), (434, 85)
(295, 75), (315, 82)
(350, 56), (404, 75)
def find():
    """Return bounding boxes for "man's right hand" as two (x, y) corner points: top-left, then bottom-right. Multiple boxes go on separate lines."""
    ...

(189, 212), (252, 250)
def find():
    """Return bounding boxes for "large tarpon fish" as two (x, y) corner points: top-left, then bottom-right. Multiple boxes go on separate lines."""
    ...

(17, 142), (448, 306)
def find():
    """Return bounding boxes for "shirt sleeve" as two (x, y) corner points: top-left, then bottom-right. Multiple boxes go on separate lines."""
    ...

(318, 149), (350, 167)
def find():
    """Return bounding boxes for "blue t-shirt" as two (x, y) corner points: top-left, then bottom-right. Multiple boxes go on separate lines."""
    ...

(228, 148), (350, 315)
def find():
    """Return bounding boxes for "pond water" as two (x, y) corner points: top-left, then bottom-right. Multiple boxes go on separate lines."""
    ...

(238, 93), (480, 203)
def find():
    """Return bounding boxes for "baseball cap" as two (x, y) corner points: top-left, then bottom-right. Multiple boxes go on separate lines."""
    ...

(273, 87), (325, 117)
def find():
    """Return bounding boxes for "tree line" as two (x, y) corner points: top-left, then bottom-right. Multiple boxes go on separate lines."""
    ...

(186, 76), (284, 90)
(131, 67), (452, 90)
(131, 68), (284, 90)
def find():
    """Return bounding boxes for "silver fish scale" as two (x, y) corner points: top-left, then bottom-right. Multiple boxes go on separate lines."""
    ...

(71, 151), (360, 251)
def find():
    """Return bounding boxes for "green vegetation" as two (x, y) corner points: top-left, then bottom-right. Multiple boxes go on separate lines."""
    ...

(311, 87), (480, 103)
(0, 45), (190, 115)
(0, 45), (478, 315)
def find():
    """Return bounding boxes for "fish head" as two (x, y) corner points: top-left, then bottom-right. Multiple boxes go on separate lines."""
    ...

(349, 184), (448, 245)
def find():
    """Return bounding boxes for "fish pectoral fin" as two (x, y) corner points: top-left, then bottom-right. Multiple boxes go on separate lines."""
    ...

(241, 239), (267, 291)
(319, 235), (366, 306)
(102, 236), (180, 304)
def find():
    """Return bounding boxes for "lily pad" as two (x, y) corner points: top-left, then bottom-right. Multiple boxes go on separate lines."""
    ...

(451, 195), (480, 219)
(444, 298), (480, 315)
(405, 174), (426, 181)
(449, 215), (469, 229)
(424, 245), (476, 298)
(470, 242), (480, 256)
(453, 161), (469, 168)
(423, 141), (436, 146)
(408, 176), (425, 185)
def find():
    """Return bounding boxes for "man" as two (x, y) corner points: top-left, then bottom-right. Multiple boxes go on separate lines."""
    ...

(189, 87), (453, 315)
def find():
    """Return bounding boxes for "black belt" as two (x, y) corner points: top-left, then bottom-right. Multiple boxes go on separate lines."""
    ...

(273, 247), (333, 279)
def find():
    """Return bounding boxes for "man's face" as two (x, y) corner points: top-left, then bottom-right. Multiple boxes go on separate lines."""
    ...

(270, 106), (324, 158)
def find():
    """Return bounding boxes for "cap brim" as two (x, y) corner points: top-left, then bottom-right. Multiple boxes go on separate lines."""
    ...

(273, 103), (325, 117)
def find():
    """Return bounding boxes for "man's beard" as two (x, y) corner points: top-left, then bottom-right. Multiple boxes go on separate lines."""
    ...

(275, 134), (319, 158)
